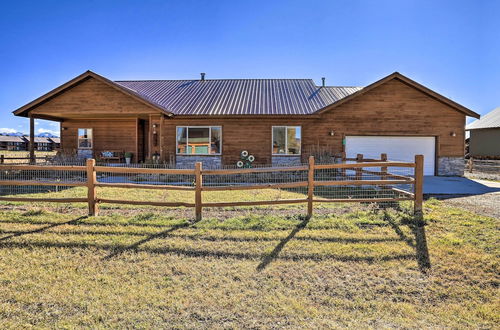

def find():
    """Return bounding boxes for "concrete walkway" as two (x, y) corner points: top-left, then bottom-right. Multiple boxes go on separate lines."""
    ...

(423, 176), (500, 195)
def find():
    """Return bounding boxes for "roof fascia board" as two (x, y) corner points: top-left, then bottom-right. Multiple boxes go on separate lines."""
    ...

(314, 72), (480, 118)
(12, 70), (173, 117)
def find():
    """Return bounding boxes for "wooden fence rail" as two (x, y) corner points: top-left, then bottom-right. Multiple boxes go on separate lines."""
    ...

(0, 154), (424, 219)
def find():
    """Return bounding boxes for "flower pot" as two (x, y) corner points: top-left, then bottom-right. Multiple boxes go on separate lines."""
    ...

(125, 157), (131, 164)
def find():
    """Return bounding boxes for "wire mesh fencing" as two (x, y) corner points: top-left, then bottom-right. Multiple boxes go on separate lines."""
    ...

(0, 155), (423, 218)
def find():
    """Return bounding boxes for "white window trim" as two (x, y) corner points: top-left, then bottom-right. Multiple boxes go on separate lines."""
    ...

(176, 126), (222, 156)
(77, 128), (93, 150)
(272, 126), (302, 156)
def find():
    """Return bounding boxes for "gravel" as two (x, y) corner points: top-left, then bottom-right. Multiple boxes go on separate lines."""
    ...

(440, 192), (500, 219)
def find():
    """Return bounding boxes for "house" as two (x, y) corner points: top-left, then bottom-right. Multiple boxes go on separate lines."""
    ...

(13, 71), (479, 175)
(0, 135), (27, 151)
(23, 136), (53, 151)
(49, 137), (61, 150)
(466, 107), (500, 158)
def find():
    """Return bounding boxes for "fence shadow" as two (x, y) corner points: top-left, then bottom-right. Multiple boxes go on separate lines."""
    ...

(0, 215), (87, 242)
(103, 219), (200, 260)
(383, 211), (431, 272)
(256, 216), (310, 271)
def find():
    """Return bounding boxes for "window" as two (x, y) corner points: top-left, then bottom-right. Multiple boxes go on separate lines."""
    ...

(176, 126), (222, 155)
(78, 128), (92, 149)
(272, 126), (301, 155)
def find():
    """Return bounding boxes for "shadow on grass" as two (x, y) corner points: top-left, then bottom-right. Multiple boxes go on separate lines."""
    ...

(0, 216), (87, 242)
(0, 213), (422, 266)
(0, 240), (416, 263)
(256, 216), (310, 271)
(103, 219), (200, 260)
(383, 211), (431, 272)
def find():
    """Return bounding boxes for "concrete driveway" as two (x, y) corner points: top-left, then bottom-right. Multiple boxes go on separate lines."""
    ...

(423, 176), (500, 195)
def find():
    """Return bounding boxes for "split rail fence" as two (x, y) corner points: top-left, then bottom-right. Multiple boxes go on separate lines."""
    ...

(0, 154), (424, 219)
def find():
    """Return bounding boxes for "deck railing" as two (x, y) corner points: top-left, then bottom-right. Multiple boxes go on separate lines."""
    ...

(0, 154), (424, 219)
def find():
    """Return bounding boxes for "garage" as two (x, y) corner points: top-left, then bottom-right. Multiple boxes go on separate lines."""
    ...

(345, 136), (436, 175)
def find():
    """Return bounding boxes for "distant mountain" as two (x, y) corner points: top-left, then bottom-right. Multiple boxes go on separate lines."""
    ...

(0, 132), (60, 138)
(37, 132), (59, 138)
(0, 131), (24, 137)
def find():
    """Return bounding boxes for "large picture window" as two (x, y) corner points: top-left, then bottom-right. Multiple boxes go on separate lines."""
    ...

(78, 128), (93, 149)
(176, 126), (222, 155)
(272, 126), (301, 155)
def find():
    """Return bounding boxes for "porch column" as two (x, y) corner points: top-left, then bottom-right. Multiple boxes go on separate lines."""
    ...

(29, 116), (35, 164)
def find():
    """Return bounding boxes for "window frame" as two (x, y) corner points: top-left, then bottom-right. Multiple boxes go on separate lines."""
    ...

(175, 126), (222, 156)
(271, 126), (302, 156)
(77, 128), (93, 150)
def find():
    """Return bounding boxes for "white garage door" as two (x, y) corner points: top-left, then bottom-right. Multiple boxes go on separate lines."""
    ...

(346, 136), (436, 176)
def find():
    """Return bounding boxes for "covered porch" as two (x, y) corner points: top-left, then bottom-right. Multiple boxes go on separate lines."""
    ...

(27, 114), (167, 164)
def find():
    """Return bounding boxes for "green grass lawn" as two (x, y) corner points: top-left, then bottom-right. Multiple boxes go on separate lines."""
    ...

(0, 195), (497, 328)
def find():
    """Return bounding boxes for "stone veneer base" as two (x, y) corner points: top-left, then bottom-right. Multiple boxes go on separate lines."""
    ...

(437, 156), (464, 176)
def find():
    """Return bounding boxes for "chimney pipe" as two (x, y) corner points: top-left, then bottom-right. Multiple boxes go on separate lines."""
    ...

(321, 77), (326, 87)
(200, 73), (206, 81)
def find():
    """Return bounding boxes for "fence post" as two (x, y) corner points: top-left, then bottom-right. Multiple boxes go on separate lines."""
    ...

(0, 155), (3, 164)
(355, 154), (363, 180)
(414, 155), (424, 217)
(307, 156), (315, 219)
(381, 153), (388, 180)
(86, 158), (98, 216)
(340, 151), (346, 177)
(195, 162), (203, 221)
(468, 157), (473, 173)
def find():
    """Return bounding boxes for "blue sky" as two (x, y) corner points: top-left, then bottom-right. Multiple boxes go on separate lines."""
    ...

(0, 0), (498, 136)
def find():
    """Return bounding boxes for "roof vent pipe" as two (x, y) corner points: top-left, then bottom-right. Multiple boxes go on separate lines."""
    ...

(321, 77), (326, 87)
(200, 73), (206, 81)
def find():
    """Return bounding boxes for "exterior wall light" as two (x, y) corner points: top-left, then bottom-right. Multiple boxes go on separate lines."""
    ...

(329, 130), (335, 136)
(450, 131), (457, 137)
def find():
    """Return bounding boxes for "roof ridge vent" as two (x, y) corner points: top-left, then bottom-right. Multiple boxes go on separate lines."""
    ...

(200, 73), (206, 81)
(321, 77), (326, 87)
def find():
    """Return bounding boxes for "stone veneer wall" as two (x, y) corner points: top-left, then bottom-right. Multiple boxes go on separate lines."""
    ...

(437, 157), (464, 176)
(271, 156), (302, 167)
(176, 155), (222, 168)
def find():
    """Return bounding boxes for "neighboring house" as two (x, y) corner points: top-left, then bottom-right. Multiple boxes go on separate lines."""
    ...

(49, 137), (61, 150)
(0, 135), (27, 151)
(23, 136), (53, 151)
(466, 107), (500, 158)
(13, 71), (480, 175)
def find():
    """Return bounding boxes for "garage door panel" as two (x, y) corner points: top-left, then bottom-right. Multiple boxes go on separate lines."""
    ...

(346, 136), (435, 176)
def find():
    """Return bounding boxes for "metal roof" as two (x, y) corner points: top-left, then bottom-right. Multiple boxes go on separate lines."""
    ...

(115, 79), (362, 116)
(0, 135), (26, 143)
(24, 136), (52, 143)
(466, 107), (500, 130)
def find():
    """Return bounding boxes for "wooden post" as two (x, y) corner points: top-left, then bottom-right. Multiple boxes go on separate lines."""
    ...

(29, 116), (35, 164)
(414, 155), (424, 216)
(195, 162), (202, 221)
(307, 156), (315, 218)
(341, 151), (346, 177)
(468, 157), (473, 173)
(381, 153), (388, 181)
(0, 155), (4, 164)
(355, 154), (363, 180)
(86, 158), (98, 216)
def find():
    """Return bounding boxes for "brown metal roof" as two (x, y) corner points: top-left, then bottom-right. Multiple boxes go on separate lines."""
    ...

(115, 79), (362, 116)
(13, 71), (478, 119)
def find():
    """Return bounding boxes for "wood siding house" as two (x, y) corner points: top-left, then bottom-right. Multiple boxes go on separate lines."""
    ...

(0, 136), (27, 151)
(13, 71), (479, 175)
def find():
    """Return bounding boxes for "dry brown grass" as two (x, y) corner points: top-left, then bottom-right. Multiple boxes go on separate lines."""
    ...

(0, 198), (498, 328)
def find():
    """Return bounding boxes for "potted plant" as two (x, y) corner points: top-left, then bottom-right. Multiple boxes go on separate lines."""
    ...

(124, 152), (133, 164)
